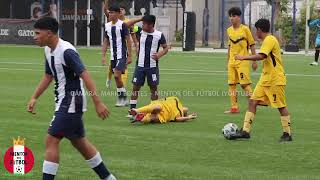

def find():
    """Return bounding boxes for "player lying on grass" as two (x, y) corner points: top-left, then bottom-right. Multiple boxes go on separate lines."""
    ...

(129, 96), (197, 124)
(231, 19), (292, 142)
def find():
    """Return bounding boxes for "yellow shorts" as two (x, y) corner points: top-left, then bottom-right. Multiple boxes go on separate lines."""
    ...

(251, 85), (287, 108)
(228, 65), (251, 85)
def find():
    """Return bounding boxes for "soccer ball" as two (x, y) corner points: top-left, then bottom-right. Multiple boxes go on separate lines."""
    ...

(222, 123), (238, 139)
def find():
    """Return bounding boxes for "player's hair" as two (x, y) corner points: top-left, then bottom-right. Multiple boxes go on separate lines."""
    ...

(142, 15), (156, 25)
(119, 3), (126, 9)
(255, 19), (270, 33)
(109, 5), (120, 12)
(228, 7), (242, 17)
(34, 16), (59, 34)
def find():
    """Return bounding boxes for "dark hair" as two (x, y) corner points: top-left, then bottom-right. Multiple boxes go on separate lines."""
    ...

(255, 19), (270, 33)
(34, 16), (58, 34)
(142, 15), (156, 25)
(119, 3), (126, 9)
(109, 5), (120, 12)
(228, 7), (242, 17)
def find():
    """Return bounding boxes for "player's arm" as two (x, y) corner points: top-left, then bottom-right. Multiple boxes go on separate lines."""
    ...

(103, 0), (109, 19)
(250, 45), (258, 70)
(126, 35), (132, 64)
(64, 49), (109, 120)
(81, 71), (109, 120)
(175, 113), (197, 122)
(152, 43), (169, 61)
(28, 59), (54, 114)
(27, 73), (53, 114)
(226, 46), (230, 70)
(235, 53), (267, 61)
(236, 36), (273, 61)
(246, 27), (258, 71)
(125, 17), (143, 28)
(131, 33), (139, 54)
(101, 37), (109, 66)
(152, 34), (169, 61)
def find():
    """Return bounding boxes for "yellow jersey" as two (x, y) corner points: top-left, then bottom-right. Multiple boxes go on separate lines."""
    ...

(258, 35), (286, 87)
(227, 24), (255, 67)
(153, 97), (183, 123)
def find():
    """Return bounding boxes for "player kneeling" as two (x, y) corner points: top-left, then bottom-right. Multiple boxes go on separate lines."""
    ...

(129, 97), (197, 124)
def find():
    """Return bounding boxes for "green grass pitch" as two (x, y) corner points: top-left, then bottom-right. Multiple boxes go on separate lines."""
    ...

(0, 46), (319, 180)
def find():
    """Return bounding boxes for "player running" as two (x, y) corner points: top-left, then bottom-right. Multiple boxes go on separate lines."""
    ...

(28, 17), (116, 180)
(232, 19), (292, 142)
(129, 96), (197, 124)
(128, 15), (170, 116)
(225, 7), (257, 114)
(308, 18), (320, 66)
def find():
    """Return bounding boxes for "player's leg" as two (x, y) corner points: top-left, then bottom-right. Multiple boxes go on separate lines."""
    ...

(149, 85), (158, 101)
(42, 134), (61, 180)
(241, 84), (253, 97)
(147, 68), (159, 101)
(106, 64), (113, 88)
(130, 103), (162, 123)
(121, 67), (129, 87)
(225, 66), (239, 114)
(121, 67), (129, 106)
(113, 58), (127, 107)
(269, 86), (292, 141)
(67, 113), (116, 179)
(132, 113), (161, 123)
(129, 67), (145, 117)
(310, 38), (320, 66)
(278, 107), (292, 142)
(129, 85), (141, 110)
(229, 85), (266, 140)
(70, 137), (116, 180)
(43, 112), (68, 180)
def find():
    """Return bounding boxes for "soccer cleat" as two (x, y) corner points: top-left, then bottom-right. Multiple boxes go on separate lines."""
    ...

(279, 132), (292, 142)
(123, 96), (129, 107)
(310, 61), (319, 66)
(224, 108), (240, 114)
(229, 129), (250, 140)
(129, 113), (145, 123)
(106, 80), (112, 88)
(115, 98), (125, 107)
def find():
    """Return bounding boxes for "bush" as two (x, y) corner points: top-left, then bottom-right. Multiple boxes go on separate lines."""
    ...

(276, 0), (318, 48)
(175, 29), (183, 42)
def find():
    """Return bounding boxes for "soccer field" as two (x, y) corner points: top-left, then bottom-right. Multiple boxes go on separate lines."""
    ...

(0, 46), (319, 180)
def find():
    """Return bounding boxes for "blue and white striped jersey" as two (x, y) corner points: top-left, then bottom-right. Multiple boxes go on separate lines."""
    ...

(105, 20), (129, 60)
(137, 30), (166, 68)
(44, 39), (87, 113)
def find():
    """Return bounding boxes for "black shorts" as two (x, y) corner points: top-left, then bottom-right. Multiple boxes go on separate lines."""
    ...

(111, 58), (127, 73)
(48, 111), (85, 140)
(132, 67), (159, 86)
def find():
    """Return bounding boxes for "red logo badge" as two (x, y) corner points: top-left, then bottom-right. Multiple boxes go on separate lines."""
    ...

(3, 136), (34, 175)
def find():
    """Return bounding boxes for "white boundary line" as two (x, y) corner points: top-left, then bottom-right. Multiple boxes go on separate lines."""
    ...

(0, 66), (319, 77)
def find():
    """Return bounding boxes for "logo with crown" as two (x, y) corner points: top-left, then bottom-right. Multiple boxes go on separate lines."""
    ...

(13, 136), (25, 146)
(3, 136), (34, 176)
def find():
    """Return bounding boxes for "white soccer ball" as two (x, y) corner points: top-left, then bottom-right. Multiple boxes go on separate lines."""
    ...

(222, 123), (238, 139)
